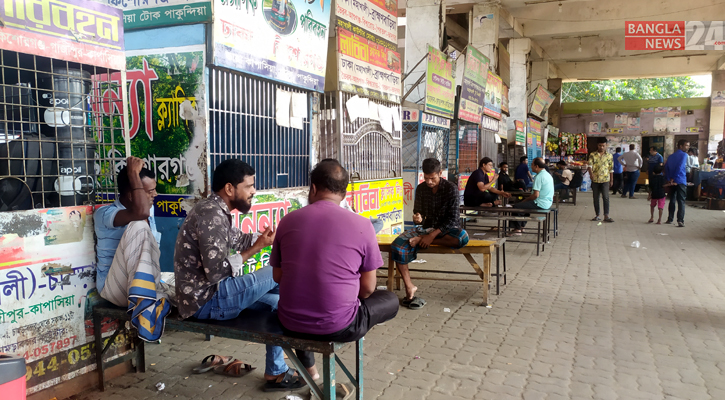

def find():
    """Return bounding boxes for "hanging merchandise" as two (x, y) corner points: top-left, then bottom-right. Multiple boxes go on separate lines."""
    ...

(560, 132), (587, 155)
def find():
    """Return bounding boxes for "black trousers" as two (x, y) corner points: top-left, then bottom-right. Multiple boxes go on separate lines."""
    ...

(611, 173), (623, 194)
(281, 290), (399, 368)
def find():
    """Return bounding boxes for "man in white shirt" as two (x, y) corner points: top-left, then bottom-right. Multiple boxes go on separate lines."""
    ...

(619, 144), (643, 199)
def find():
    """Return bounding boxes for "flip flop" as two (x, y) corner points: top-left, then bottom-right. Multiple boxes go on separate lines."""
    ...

(213, 360), (256, 377)
(591, 216), (601, 221)
(264, 368), (307, 392)
(402, 297), (426, 310)
(192, 355), (235, 374)
(603, 218), (615, 223)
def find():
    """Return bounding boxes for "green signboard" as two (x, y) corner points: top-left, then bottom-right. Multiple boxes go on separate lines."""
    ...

(123, 2), (212, 31)
(424, 45), (455, 119)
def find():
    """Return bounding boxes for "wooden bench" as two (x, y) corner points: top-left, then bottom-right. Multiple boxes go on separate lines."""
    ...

(461, 205), (558, 242)
(93, 305), (362, 400)
(375, 234), (495, 306)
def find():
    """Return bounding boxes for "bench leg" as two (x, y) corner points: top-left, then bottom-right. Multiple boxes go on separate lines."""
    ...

(495, 245), (500, 296)
(536, 222), (541, 256)
(356, 339), (363, 400)
(136, 337), (146, 373)
(323, 353), (336, 400)
(387, 256), (394, 292)
(205, 334), (214, 341)
(502, 242), (507, 285)
(283, 348), (324, 399)
(93, 313), (105, 391)
(483, 252), (491, 306)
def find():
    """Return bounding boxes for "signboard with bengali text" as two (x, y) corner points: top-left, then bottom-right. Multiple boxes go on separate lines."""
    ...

(335, 0), (397, 48)
(483, 71), (502, 120)
(424, 45), (455, 119)
(0, 0), (125, 70)
(122, 1), (211, 30)
(457, 47), (489, 123)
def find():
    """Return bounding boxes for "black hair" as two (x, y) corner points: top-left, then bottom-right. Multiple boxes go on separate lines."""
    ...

(499, 162), (508, 168)
(615, 147), (621, 152)
(677, 139), (689, 148)
(422, 158), (441, 174)
(310, 159), (349, 195)
(479, 157), (493, 168)
(688, 147), (698, 155)
(650, 146), (657, 151)
(212, 159), (255, 192)
(597, 137), (608, 144)
(532, 158), (546, 169)
(556, 160), (567, 166)
(629, 144), (635, 150)
(117, 165), (155, 197)
(519, 156), (528, 163)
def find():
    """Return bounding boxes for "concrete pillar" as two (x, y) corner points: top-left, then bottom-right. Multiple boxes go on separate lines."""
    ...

(709, 70), (725, 153)
(507, 38), (530, 132)
(403, 0), (441, 104)
(548, 78), (562, 128)
(470, 3), (499, 72)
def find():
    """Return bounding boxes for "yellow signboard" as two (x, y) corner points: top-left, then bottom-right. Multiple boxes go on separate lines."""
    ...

(345, 178), (404, 235)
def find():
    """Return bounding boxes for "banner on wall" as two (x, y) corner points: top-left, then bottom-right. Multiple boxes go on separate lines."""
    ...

(628, 117), (640, 130)
(0, 207), (132, 394)
(424, 45), (456, 119)
(93, 48), (207, 204)
(213, 0), (331, 91)
(712, 90), (725, 107)
(457, 47), (489, 123)
(121, 1), (212, 31)
(528, 84), (554, 119)
(613, 113), (628, 128)
(335, 0), (397, 49)
(501, 84), (509, 114)
(336, 27), (402, 103)
(345, 178), (404, 235)
(483, 71), (502, 119)
(0, 0), (125, 69)
(667, 109), (681, 132)
(589, 122), (602, 134)
(514, 120), (525, 145)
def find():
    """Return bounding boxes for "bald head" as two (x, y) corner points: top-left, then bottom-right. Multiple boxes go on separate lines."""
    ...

(309, 159), (349, 204)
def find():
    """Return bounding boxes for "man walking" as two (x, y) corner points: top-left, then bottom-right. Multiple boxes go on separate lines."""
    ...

(611, 147), (623, 195)
(587, 138), (614, 223)
(665, 139), (689, 227)
(620, 144), (643, 199)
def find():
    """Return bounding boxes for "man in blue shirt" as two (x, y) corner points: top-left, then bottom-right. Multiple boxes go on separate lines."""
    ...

(664, 140), (689, 227)
(509, 158), (554, 235)
(94, 157), (160, 293)
(611, 147), (623, 195)
(515, 156), (533, 188)
(648, 147), (664, 176)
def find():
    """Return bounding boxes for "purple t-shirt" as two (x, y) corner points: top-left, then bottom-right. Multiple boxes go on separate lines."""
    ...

(271, 200), (383, 335)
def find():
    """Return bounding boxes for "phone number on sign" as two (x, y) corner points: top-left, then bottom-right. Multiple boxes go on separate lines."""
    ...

(25, 332), (129, 389)
(23, 336), (78, 360)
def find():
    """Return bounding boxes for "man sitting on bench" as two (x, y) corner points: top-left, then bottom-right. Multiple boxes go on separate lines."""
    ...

(391, 158), (469, 310)
(509, 157), (554, 236)
(464, 157), (511, 207)
(174, 159), (306, 391)
(271, 159), (399, 375)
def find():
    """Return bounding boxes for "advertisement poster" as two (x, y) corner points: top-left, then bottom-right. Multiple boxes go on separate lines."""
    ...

(628, 117), (640, 130)
(121, 1), (212, 31)
(613, 113), (628, 128)
(515, 120), (525, 145)
(712, 90), (725, 107)
(337, 27), (402, 103)
(654, 115), (667, 132)
(641, 107), (654, 114)
(527, 118), (541, 150)
(424, 45), (456, 119)
(345, 178), (404, 235)
(667, 110), (681, 132)
(529, 84), (555, 119)
(589, 122), (602, 134)
(0, 206), (130, 394)
(335, 0), (397, 49)
(93, 48), (207, 211)
(502, 84), (509, 114)
(213, 0), (331, 91)
(483, 71), (502, 120)
(457, 47), (489, 123)
(0, 0), (125, 69)
(458, 174), (471, 205)
(592, 109), (604, 115)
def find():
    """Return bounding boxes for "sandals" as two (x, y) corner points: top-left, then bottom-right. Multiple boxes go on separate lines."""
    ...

(214, 360), (256, 377)
(192, 355), (235, 374)
(591, 216), (601, 221)
(402, 296), (427, 310)
(264, 368), (307, 392)
(603, 217), (614, 223)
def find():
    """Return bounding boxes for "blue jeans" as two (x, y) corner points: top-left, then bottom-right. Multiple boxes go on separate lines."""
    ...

(624, 170), (640, 197)
(193, 266), (288, 376)
(511, 200), (546, 230)
(554, 182), (569, 191)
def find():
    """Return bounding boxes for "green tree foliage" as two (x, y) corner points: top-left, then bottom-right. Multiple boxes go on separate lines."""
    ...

(561, 77), (704, 103)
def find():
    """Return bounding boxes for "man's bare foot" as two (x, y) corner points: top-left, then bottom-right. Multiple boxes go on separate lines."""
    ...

(409, 236), (422, 247)
(656, 221), (662, 225)
(493, 200), (501, 206)
(479, 203), (493, 207)
(307, 366), (320, 381)
(404, 285), (418, 300)
(648, 218), (654, 223)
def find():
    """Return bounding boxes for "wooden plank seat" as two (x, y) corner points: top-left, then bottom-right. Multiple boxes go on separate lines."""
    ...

(375, 234), (495, 306)
(461, 205), (558, 242)
(93, 304), (363, 400)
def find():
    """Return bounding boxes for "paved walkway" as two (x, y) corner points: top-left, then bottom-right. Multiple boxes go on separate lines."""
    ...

(78, 194), (725, 400)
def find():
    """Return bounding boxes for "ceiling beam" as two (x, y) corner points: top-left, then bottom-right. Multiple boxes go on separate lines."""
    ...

(499, 6), (524, 38)
(718, 55), (725, 71)
(557, 54), (722, 81)
(445, 16), (469, 42)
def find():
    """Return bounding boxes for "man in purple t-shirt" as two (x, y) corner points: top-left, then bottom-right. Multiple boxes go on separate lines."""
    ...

(271, 159), (398, 373)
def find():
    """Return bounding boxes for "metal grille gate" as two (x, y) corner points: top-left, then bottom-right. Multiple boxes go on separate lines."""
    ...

(208, 67), (311, 190)
(319, 91), (401, 180)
